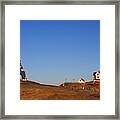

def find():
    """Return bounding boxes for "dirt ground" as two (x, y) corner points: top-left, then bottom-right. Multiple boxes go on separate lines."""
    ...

(20, 80), (100, 100)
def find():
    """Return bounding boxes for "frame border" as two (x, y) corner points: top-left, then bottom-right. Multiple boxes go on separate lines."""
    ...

(0, 0), (119, 119)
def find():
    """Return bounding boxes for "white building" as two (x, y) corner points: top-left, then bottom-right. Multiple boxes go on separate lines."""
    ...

(93, 70), (100, 82)
(77, 78), (85, 84)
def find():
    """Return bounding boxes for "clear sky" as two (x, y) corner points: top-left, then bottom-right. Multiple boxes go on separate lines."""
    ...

(20, 20), (100, 85)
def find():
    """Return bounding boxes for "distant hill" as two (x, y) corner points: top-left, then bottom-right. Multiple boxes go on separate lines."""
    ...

(20, 80), (100, 100)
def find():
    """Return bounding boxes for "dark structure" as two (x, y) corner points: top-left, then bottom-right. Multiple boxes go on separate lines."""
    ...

(20, 61), (27, 81)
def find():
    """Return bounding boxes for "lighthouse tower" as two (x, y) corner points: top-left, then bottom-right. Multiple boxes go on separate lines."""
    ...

(20, 60), (27, 81)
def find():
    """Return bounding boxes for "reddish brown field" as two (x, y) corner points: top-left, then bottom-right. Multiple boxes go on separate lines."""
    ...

(20, 80), (100, 100)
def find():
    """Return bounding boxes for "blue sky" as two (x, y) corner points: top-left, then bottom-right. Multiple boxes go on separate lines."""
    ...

(20, 20), (100, 85)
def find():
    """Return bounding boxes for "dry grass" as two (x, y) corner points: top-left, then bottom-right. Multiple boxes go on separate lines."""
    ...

(20, 80), (100, 100)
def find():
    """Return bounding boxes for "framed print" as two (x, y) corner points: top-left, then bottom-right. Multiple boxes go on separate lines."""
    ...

(0, 0), (119, 119)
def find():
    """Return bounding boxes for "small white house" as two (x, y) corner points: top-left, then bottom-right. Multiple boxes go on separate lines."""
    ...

(77, 78), (85, 84)
(93, 70), (100, 81)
